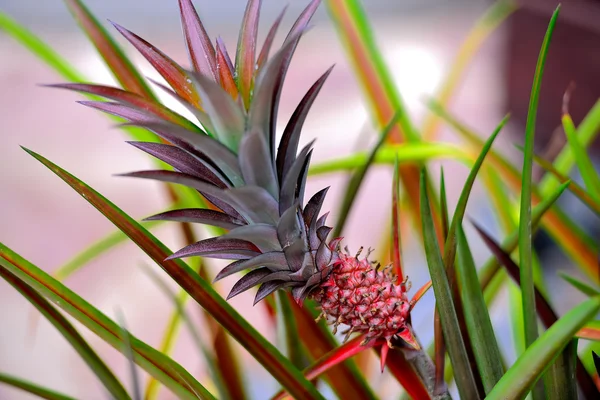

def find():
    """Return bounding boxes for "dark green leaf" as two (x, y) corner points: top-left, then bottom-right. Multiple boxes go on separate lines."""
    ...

(419, 170), (478, 400)
(0, 372), (76, 400)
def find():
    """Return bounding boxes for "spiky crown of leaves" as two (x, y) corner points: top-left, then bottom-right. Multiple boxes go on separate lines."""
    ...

(52, 0), (338, 304)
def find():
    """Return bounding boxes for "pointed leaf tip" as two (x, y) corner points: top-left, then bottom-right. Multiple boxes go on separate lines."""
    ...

(178, 0), (217, 81)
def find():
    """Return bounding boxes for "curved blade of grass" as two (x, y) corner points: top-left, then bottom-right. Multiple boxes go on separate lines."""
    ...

(0, 12), (85, 82)
(531, 152), (600, 216)
(291, 299), (377, 400)
(487, 296), (600, 400)
(0, 245), (213, 400)
(520, 6), (560, 357)
(456, 224), (503, 393)
(0, 267), (132, 400)
(63, 0), (154, 99)
(22, 148), (324, 400)
(332, 112), (400, 238)
(428, 99), (600, 283)
(0, 372), (76, 400)
(540, 99), (600, 197)
(559, 272), (600, 297)
(420, 170), (478, 399)
(276, 292), (304, 369)
(422, 0), (517, 140)
(474, 222), (599, 399)
(325, 0), (424, 228)
(562, 112), (600, 202)
(54, 219), (164, 281)
(308, 142), (471, 176)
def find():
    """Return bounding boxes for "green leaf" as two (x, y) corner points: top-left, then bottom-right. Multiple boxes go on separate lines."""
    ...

(456, 225), (503, 393)
(276, 292), (305, 369)
(545, 339), (578, 400)
(531, 151), (600, 217)
(332, 111), (401, 238)
(540, 99), (600, 198)
(308, 143), (471, 177)
(419, 170), (479, 400)
(487, 296), (600, 400)
(562, 112), (600, 202)
(0, 372), (76, 400)
(0, 12), (85, 82)
(0, 267), (131, 400)
(559, 272), (600, 297)
(63, 0), (155, 99)
(519, 5), (560, 355)
(0, 245), (213, 400)
(428, 99), (600, 284)
(22, 148), (324, 400)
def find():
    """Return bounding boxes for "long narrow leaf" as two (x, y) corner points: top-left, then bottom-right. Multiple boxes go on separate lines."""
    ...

(0, 268), (131, 400)
(0, 372), (76, 400)
(0, 12), (85, 82)
(419, 170), (478, 399)
(22, 148), (324, 400)
(475, 223), (600, 398)
(456, 225), (503, 393)
(562, 112), (600, 202)
(308, 143), (471, 176)
(63, 0), (155, 99)
(428, 99), (600, 283)
(0, 246), (213, 400)
(276, 292), (304, 369)
(540, 99), (600, 197)
(487, 297), (600, 400)
(519, 6), (560, 356)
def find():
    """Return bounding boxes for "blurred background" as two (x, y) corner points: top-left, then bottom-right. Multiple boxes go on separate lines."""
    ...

(0, 0), (598, 398)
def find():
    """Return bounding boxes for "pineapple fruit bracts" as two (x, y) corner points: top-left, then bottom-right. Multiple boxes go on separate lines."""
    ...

(51, 0), (412, 350)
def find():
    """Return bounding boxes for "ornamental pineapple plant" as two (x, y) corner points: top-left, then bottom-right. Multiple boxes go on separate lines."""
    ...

(48, 0), (414, 353)
(2, 0), (600, 399)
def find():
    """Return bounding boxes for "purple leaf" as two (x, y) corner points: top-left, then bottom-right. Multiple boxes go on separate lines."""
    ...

(222, 223), (281, 252)
(144, 208), (245, 230)
(235, 0), (261, 109)
(167, 237), (261, 260)
(227, 186), (280, 225)
(226, 268), (270, 299)
(280, 142), (314, 215)
(111, 22), (200, 107)
(277, 67), (333, 182)
(215, 37), (238, 100)
(50, 83), (199, 131)
(191, 73), (246, 151)
(254, 281), (290, 304)
(124, 121), (243, 186)
(238, 130), (279, 199)
(64, 0), (154, 99)
(215, 252), (288, 282)
(256, 7), (287, 74)
(127, 141), (229, 188)
(178, 0), (217, 80)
